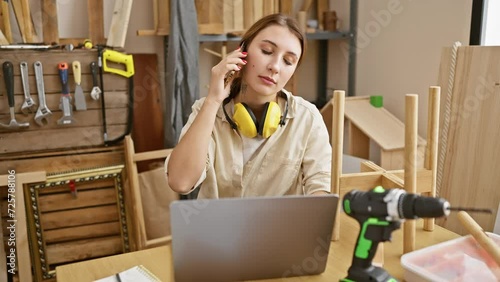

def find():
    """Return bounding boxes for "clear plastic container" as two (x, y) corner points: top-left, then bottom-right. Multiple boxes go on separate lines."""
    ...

(400, 232), (500, 282)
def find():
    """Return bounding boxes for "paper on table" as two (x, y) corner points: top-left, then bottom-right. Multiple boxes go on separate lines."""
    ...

(94, 265), (161, 282)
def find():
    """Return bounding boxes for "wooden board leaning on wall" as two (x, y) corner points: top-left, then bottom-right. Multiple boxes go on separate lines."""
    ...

(0, 49), (129, 156)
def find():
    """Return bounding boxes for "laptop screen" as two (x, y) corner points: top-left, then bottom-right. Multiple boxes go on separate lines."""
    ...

(170, 194), (339, 282)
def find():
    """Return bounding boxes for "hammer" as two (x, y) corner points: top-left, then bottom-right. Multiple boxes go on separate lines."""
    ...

(1, 61), (29, 129)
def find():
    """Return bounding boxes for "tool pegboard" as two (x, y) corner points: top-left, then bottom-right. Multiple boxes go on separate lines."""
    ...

(0, 49), (131, 156)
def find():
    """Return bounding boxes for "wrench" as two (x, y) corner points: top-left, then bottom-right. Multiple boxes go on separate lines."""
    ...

(1, 61), (29, 129)
(57, 62), (75, 125)
(20, 61), (37, 114)
(34, 61), (52, 126)
(90, 61), (101, 100)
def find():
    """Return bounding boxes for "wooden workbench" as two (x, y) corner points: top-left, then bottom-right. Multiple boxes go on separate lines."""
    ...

(56, 213), (459, 281)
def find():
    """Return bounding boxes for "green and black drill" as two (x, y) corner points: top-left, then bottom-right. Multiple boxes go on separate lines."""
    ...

(341, 186), (490, 282)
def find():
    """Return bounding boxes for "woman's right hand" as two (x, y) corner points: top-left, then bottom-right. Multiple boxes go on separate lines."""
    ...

(208, 47), (248, 104)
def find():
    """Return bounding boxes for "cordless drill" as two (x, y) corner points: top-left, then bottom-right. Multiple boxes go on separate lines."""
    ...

(340, 186), (450, 282)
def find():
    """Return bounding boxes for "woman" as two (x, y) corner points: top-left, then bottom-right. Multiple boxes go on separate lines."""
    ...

(166, 13), (332, 198)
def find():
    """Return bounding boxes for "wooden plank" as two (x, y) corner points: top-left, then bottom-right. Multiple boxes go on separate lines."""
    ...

(301, 0), (313, 11)
(195, 0), (210, 24)
(134, 149), (172, 162)
(280, 0), (293, 16)
(348, 121), (370, 160)
(339, 172), (384, 193)
(253, 0), (263, 22)
(233, 0), (244, 32)
(42, 0), (59, 44)
(437, 46), (500, 235)
(223, 0), (233, 32)
(198, 23), (224, 35)
(0, 125), (128, 154)
(263, 0), (274, 16)
(381, 173), (404, 189)
(344, 97), (426, 150)
(132, 54), (165, 171)
(360, 161), (385, 172)
(0, 1), (5, 34)
(1, 0), (13, 43)
(11, 0), (27, 42)
(0, 149), (123, 173)
(87, 0), (105, 45)
(157, 0), (169, 34)
(0, 30), (8, 45)
(38, 188), (117, 212)
(20, 0), (34, 42)
(243, 0), (254, 29)
(320, 100), (333, 142)
(44, 222), (121, 244)
(46, 236), (123, 265)
(41, 205), (118, 230)
(106, 0), (133, 48)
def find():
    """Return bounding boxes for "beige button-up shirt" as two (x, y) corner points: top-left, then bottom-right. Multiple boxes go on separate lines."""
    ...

(165, 90), (332, 199)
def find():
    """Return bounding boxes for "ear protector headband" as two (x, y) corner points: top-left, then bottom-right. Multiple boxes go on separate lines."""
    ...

(223, 91), (288, 138)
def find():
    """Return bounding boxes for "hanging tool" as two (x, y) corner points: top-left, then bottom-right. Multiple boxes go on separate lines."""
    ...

(89, 61), (101, 100)
(57, 62), (75, 125)
(20, 61), (37, 114)
(341, 186), (492, 282)
(34, 61), (52, 126)
(98, 46), (135, 145)
(1, 61), (29, 129)
(72, 61), (87, 110)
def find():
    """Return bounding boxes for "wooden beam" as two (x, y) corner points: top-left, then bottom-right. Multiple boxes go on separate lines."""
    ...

(331, 90), (345, 241)
(360, 161), (385, 172)
(403, 94), (418, 253)
(106, 0), (133, 48)
(87, 0), (105, 45)
(42, 0), (59, 44)
(423, 86), (440, 231)
(339, 172), (384, 194)
(157, 0), (169, 35)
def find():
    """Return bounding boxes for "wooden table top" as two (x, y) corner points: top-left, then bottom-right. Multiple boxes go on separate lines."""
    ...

(56, 214), (459, 281)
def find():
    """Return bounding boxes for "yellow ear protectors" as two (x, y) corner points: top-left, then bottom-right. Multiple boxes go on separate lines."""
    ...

(223, 91), (288, 138)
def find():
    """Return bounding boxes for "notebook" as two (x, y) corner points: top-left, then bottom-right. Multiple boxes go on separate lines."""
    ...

(94, 265), (161, 282)
(170, 194), (339, 282)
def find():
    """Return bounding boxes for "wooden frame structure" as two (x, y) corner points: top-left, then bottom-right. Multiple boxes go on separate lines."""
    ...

(124, 135), (174, 250)
(342, 96), (427, 170)
(0, 171), (46, 282)
(24, 165), (129, 281)
(325, 87), (441, 254)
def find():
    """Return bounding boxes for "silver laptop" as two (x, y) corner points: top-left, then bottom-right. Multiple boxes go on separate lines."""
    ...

(170, 194), (339, 282)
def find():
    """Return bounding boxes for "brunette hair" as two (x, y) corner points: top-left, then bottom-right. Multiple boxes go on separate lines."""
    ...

(229, 13), (306, 98)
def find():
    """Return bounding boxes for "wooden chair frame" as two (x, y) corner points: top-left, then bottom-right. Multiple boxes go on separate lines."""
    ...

(124, 135), (173, 250)
(327, 86), (441, 254)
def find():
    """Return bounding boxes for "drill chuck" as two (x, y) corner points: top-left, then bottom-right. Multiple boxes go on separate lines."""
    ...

(399, 192), (450, 219)
(343, 187), (450, 222)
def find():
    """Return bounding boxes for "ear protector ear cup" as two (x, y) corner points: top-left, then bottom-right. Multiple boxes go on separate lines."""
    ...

(258, 102), (281, 138)
(233, 103), (259, 138)
(222, 91), (288, 138)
